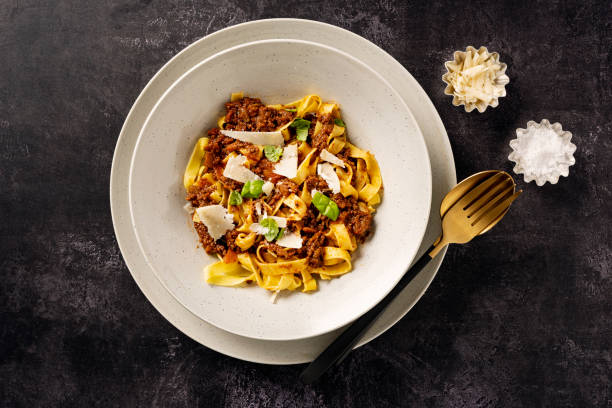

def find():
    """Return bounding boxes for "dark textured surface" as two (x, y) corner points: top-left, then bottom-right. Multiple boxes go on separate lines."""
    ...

(1, 0), (611, 406)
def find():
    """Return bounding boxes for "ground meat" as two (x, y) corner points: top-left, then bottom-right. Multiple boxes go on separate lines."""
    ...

(345, 210), (372, 239)
(265, 242), (302, 259)
(225, 140), (249, 153)
(224, 229), (243, 254)
(189, 96), (374, 266)
(203, 129), (224, 168)
(303, 112), (317, 122)
(224, 97), (294, 131)
(194, 222), (226, 255)
(240, 145), (261, 161)
(304, 175), (331, 195)
(336, 147), (350, 161)
(331, 193), (352, 209)
(276, 179), (300, 196)
(304, 231), (326, 267)
(264, 179), (300, 213)
(311, 113), (335, 150)
(252, 158), (284, 183)
(333, 193), (373, 242)
(185, 178), (217, 207)
(300, 206), (330, 231)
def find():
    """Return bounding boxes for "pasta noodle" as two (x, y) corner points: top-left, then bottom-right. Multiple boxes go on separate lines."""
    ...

(184, 94), (383, 293)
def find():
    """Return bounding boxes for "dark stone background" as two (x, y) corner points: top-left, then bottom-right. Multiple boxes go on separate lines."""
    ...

(1, 0), (611, 406)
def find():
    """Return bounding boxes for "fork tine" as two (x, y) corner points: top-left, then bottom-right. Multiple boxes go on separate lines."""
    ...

(467, 183), (515, 219)
(472, 191), (522, 233)
(455, 173), (506, 210)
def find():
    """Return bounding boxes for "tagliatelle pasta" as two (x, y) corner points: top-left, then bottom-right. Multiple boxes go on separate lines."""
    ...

(184, 94), (383, 294)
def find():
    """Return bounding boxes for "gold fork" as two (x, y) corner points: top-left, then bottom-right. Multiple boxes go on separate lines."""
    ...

(301, 170), (522, 383)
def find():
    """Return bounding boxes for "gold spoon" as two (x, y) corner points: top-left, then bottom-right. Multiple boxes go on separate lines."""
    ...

(301, 170), (522, 384)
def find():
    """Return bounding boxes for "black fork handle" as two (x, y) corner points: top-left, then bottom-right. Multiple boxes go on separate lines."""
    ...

(300, 245), (436, 384)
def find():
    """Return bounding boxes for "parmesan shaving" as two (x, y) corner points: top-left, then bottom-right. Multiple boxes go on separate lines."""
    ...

(195, 205), (234, 240)
(320, 149), (346, 168)
(262, 181), (275, 196)
(220, 130), (284, 146)
(317, 163), (341, 194)
(273, 144), (298, 179)
(263, 216), (287, 228)
(275, 230), (303, 249)
(249, 223), (269, 235)
(223, 155), (261, 183)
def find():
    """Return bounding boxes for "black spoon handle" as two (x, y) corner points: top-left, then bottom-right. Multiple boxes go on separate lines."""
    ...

(300, 244), (437, 384)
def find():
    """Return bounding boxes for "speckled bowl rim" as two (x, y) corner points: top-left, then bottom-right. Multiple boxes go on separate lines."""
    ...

(110, 18), (456, 364)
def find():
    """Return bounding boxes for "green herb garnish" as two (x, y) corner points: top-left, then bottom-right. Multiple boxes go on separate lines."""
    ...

(311, 192), (340, 221)
(276, 228), (285, 241)
(289, 118), (311, 142)
(228, 190), (243, 205)
(260, 218), (280, 242)
(284, 108), (297, 112)
(241, 179), (264, 199)
(334, 118), (345, 127)
(264, 145), (283, 162)
(290, 118), (311, 128)
(296, 126), (309, 141)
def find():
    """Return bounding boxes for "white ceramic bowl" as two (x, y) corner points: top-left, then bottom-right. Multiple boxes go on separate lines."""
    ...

(129, 39), (432, 341)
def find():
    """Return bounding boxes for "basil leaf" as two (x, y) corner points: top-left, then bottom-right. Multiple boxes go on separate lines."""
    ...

(312, 191), (340, 220)
(284, 108), (297, 112)
(276, 227), (285, 241)
(296, 126), (309, 141)
(334, 118), (345, 127)
(312, 191), (329, 211)
(241, 179), (264, 199)
(290, 118), (311, 128)
(229, 190), (243, 205)
(264, 145), (283, 162)
(260, 218), (279, 242)
(322, 200), (339, 221)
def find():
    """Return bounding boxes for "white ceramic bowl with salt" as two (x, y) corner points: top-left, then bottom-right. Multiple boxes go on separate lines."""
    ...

(509, 119), (576, 186)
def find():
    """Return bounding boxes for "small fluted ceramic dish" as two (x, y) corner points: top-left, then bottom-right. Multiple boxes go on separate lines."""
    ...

(509, 119), (576, 185)
(128, 38), (432, 341)
(442, 46), (509, 113)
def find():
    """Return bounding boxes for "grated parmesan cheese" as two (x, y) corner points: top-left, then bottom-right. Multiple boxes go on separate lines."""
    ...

(220, 130), (284, 146)
(442, 46), (509, 113)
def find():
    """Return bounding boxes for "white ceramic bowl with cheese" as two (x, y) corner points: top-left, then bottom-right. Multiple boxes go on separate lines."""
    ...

(128, 39), (432, 341)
